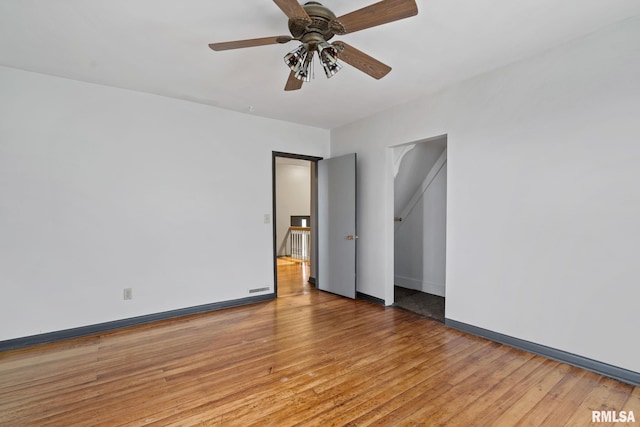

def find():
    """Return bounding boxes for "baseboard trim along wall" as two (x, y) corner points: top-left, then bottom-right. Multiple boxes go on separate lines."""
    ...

(445, 318), (640, 387)
(357, 292), (385, 306)
(0, 294), (276, 352)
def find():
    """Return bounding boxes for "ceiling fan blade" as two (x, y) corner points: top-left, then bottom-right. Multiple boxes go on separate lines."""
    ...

(334, 42), (392, 80)
(273, 0), (311, 21)
(284, 71), (303, 91)
(209, 35), (292, 51)
(332, 0), (418, 34)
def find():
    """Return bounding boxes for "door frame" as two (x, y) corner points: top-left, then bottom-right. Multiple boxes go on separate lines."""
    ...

(272, 151), (323, 296)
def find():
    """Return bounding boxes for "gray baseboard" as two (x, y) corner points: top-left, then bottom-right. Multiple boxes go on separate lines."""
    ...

(445, 318), (640, 386)
(0, 293), (276, 352)
(357, 292), (385, 306)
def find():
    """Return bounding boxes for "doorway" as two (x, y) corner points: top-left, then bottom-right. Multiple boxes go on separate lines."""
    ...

(272, 152), (321, 297)
(392, 136), (447, 321)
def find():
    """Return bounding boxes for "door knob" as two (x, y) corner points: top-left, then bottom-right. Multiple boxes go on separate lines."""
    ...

(346, 235), (359, 240)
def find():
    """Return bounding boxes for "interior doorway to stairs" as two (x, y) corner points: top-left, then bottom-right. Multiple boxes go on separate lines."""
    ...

(393, 136), (447, 322)
(272, 152), (321, 297)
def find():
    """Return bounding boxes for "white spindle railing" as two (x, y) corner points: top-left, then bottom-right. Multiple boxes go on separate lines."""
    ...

(289, 226), (311, 261)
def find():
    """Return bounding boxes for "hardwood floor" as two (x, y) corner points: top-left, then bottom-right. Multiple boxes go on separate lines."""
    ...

(276, 258), (312, 298)
(1, 263), (638, 426)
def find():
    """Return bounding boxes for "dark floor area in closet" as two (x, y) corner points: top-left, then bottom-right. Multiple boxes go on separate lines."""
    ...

(393, 286), (445, 322)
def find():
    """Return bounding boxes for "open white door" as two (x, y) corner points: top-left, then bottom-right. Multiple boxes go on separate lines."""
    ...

(317, 153), (357, 298)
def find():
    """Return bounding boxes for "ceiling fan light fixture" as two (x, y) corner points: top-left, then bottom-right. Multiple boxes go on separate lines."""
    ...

(284, 43), (309, 72)
(318, 42), (343, 78)
(321, 60), (342, 78)
(294, 49), (314, 82)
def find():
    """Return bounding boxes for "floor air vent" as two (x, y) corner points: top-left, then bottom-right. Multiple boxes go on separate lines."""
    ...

(249, 287), (270, 294)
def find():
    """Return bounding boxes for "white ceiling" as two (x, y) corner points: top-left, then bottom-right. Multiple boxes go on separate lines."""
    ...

(1, 1), (639, 129)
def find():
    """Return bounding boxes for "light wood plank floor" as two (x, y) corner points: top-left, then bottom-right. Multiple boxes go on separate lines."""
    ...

(1, 262), (638, 426)
(277, 258), (312, 298)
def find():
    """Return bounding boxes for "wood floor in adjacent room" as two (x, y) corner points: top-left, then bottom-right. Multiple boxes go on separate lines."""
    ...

(1, 262), (639, 426)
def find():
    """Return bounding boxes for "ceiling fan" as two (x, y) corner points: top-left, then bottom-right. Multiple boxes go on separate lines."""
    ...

(209, 0), (418, 91)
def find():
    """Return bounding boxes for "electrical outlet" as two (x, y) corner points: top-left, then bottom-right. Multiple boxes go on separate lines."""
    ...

(123, 288), (133, 300)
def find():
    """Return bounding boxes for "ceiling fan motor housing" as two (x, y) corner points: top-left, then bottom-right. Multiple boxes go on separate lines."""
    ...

(289, 2), (338, 48)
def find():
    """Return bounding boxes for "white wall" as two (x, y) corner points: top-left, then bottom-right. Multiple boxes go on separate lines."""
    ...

(275, 158), (311, 256)
(0, 66), (329, 341)
(394, 140), (446, 217)
(331, 17), (640, 373)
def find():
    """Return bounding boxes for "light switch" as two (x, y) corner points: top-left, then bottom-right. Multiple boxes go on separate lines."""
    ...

(264, 214), (270, 224)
